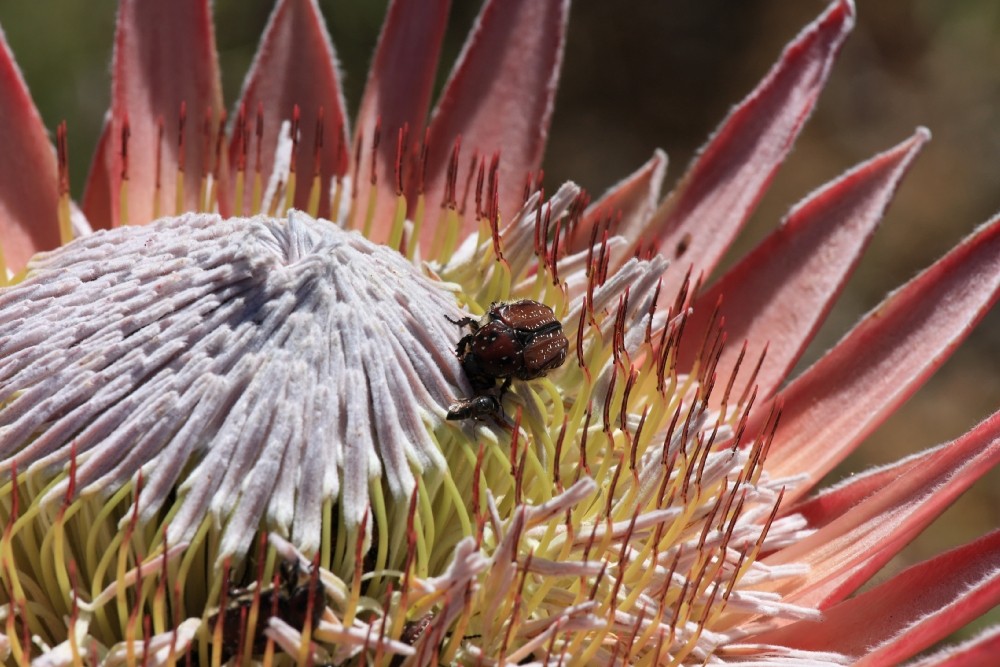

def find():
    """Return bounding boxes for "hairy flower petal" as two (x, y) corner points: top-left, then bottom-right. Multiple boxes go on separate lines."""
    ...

(353, 0), (450, 243)
(905, 626), (1000, 667)
(679, 128), (929, 404)
(228, 0), (350, 216)
(0, 30), (62, 272)
(84, 0), (224, 228)
(785, 443), (936, 530)
(567, 149), (668, 255)
(649, 0), (855, 299)
(753, 528), (1000, 665)
(766, 410), (1000, 608)
(759, 214), (1000, 497)
(423, 0), (569, 242)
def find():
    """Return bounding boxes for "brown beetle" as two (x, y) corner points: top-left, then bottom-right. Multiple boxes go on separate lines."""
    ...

(207, 559), (324, 661)
(447, 300), (568, 420)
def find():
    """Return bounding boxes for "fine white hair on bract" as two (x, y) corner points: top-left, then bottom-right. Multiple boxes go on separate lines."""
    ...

(0, 210), (467, 557)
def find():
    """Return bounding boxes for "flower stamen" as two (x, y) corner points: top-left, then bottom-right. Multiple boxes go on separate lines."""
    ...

(56, 122), (73, 247)
(253, 103), (264, 215)
(359, 116), (380, 238)
(118, 113), (130, 226)
(198, 107), (211, 213)
(210, 110), (225, 215)
(174, 101), (186, 218)
(386, 124), (408, 252)
(307, 108), (330, 216)
(232, 104), (248, 217)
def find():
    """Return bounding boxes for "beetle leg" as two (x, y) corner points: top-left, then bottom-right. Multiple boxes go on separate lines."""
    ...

(278, 558), (299, 597)
(498, 376), (512, 398)
(487, 385), (509, 423)
(445, 315), (480, 331)
(454, 332), (474, 357)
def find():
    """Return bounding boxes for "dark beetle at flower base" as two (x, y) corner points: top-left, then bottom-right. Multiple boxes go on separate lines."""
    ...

(447, 300), (569, 420)
(207, 559), (325, 661)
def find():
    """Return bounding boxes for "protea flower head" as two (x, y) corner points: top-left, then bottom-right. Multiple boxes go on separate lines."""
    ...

(1, 0), (998, 665)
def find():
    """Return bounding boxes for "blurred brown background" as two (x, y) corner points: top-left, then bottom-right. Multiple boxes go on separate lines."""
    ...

(2, 0), (998, 643)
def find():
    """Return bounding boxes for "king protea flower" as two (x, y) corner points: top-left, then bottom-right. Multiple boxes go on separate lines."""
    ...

(1, 0), (998, 665)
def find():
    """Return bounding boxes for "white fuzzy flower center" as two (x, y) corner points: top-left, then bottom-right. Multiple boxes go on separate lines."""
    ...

(0, 211), (468, 557)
